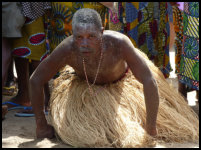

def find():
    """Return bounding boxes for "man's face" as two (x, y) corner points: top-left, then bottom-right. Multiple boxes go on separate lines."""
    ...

(73, 23), (103, 57)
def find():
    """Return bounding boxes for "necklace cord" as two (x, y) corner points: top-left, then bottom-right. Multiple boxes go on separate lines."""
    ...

(82, 48), (103, 97)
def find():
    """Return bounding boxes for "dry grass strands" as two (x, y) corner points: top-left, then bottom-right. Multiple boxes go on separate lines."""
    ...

(49, 50), (199, 148)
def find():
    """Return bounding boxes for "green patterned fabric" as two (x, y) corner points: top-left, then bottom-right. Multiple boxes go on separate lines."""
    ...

(178, 2), (199, 90)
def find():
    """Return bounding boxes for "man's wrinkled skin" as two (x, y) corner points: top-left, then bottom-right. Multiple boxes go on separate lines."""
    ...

(30, 21), (159, 139)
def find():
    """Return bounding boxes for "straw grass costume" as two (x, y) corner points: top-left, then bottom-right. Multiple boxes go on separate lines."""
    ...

(49, 48), (199, 148)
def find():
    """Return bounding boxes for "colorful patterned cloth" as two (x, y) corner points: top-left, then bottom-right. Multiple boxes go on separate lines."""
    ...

(173, 6), (183, 73)
(108, 3), (124, 33)
(11, 16), (49, 61)
(48, 2), (108, 51)
(178, 2), (199, 90)
(20, 2), (51, 20)
(122, 2), (172, 78)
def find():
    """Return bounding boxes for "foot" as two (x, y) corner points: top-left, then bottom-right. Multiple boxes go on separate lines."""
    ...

(3, 79), (18, 96)
(2, 105), (8, 120)
(15, 107), (48, 117)
(3, 95), (31, 109)
(5, 78), (17, 87)
(36, 122), (55, 139)
(2, 86), (16, 96)
(16, 108), (34, 114)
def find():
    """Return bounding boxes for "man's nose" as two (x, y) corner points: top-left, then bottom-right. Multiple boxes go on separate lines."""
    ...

(80, 39), (89, 48)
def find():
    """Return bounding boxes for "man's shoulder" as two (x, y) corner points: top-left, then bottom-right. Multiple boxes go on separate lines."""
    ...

(57, 35), (74, 52)
(62, 35), (73, 45)
(103, 30), (130, 48)
(103, 30), (125, 40)
(103, 30), (129, 44)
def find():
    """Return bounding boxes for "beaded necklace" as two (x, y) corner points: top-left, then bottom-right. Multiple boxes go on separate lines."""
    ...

(82, 47), (103, 97)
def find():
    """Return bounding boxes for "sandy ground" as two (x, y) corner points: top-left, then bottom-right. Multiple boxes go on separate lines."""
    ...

(2, 51), (199, 148)
(2, 108), (199, 148)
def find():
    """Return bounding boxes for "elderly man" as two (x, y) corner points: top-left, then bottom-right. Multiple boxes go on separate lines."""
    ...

(30, 8), (198, 147)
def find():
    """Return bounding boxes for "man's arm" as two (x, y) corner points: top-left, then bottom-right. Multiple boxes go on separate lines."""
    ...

(121, 36), (159, 136)
(29, 38), (72, 138)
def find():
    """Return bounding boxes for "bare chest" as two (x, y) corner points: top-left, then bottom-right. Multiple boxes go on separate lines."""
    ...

(70, 50), (125, 84)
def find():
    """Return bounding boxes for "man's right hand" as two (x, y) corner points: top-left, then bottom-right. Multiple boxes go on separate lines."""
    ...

(36, 123), (55, 139)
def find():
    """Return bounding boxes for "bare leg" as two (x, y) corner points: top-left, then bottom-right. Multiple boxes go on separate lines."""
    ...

(2, 105), (8, 120)
(196, 90), (199, 102)
(2, 38), (12, 119)
(6, 57), (31, 108)
(2, 38), (12, 87)
(5, 59), (15, 87)
(169, 22), (175, 50)
(14, 59), (50, 115)
(178, 82), (188, 100)
(2, 59), (17, 96)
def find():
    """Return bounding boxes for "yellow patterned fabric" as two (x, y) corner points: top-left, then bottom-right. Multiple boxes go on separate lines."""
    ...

(48, 2), (108, 51)
(11, 16), (48, 61)
(119, 2), (172, 78)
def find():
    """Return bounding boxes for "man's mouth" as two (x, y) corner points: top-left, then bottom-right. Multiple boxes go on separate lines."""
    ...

(82, 52), (91, 56)
(80, 49), (92, 54)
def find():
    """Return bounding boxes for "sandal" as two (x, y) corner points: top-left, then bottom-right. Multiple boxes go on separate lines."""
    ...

(15, 107), (48, 117)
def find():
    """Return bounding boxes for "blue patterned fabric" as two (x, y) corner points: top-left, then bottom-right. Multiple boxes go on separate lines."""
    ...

(178, 2), (199, 90)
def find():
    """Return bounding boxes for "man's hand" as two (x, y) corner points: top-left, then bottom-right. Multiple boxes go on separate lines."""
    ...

(146, 125), (157, 137)
(36, 116), (54, 139)
(36, 124), (55, 139)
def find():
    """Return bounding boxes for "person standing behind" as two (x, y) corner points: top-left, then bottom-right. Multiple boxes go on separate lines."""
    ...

(171, 2), (184, 75)
(105, 2), (124, 33)
(107, 2), (174, 78)
(2, 2), (25, 119)
(125, 2), (174, 78)
(3, 2), (52, 117)
(177, 2), (199, 99)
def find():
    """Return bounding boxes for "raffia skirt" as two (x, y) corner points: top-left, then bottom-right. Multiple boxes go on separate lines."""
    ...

(49, 50), (199, 148)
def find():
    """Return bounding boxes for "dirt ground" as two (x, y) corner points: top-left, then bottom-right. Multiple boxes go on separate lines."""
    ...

(2, 108), (199, 148)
